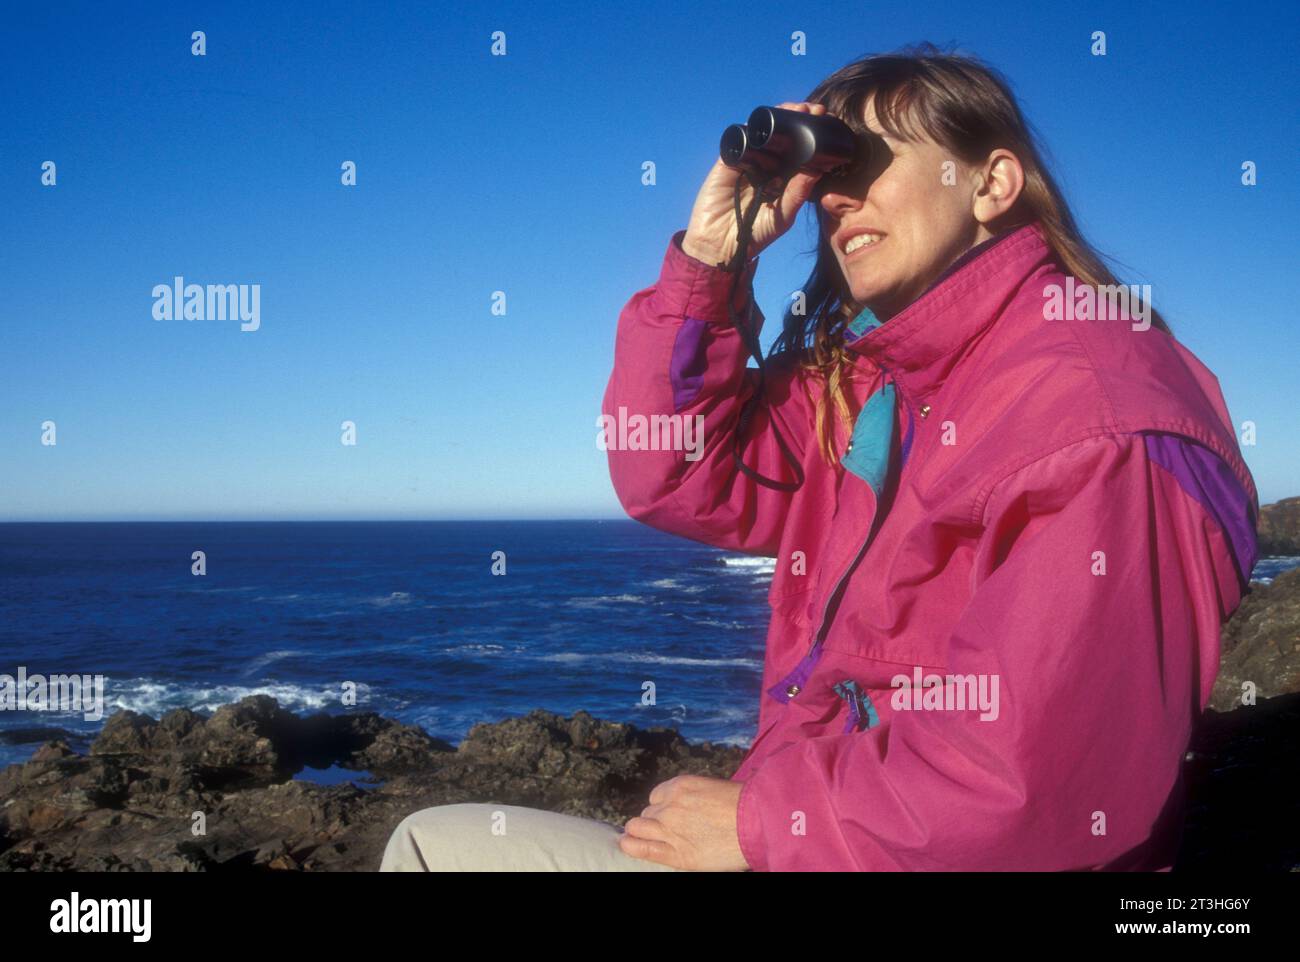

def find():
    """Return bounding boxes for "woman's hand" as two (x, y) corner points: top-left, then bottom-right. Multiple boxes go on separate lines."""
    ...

(618, 774), (750, 871)
(681, 101), (829, 267)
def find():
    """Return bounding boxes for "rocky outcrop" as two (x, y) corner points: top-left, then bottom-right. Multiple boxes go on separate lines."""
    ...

(0, 696), (743, 872)
(1212, 566), (1300, 711)
(1258, 497), (1300, 556)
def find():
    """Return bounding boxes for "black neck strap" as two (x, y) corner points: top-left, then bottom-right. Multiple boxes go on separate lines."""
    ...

(722, 172), (806, 493)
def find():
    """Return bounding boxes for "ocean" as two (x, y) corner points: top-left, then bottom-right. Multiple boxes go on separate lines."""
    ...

(1, 521), (1295, 772)
(0, 521), (773, 770)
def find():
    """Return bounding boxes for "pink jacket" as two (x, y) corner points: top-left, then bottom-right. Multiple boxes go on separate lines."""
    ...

(602, 222), (1259, 871)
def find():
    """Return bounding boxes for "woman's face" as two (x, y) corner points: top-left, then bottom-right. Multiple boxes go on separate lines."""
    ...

(818, 98), (991, 321)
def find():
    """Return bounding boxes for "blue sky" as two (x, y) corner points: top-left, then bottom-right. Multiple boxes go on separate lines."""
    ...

(3, 0), (1296, 520)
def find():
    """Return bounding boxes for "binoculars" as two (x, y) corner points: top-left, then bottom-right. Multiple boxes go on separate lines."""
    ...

(719, 105), (866, 199)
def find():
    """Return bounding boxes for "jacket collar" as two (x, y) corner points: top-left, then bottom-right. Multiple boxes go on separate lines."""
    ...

(845, 221), (1056, 402)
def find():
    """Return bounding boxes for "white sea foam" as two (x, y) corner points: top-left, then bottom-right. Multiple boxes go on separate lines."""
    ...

(439, 643), (505, 655)
(720, 556), (776, 574)
(371, 591), (414, 607)
(647, 577), (705, 594)
(682, 616), (747, 629)
(101, 676), (358, 718)
(628, 702), (756, 746)
(565, 594), (649, 608)
(1251, 555), (1300, 585)
(699, 704), (758, 725)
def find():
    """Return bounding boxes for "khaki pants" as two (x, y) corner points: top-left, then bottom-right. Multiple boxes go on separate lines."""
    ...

(379, 803), (681, 872)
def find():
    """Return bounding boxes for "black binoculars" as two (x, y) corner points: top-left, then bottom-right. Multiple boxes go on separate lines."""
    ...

(719, 106), (867, 199)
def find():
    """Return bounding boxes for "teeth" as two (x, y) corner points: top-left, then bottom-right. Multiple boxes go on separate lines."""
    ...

(844, 233), (882, 254)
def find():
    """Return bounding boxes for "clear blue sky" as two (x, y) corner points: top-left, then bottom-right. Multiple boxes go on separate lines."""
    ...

(3, 0), (1296, 520)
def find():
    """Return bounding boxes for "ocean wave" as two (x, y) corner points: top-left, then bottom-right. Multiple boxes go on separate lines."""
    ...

(370, 591), (414, 607)
(102, 676), (363, 718)
(242, 649), (306, 676)
(681, 616), (748, 629)
(719, 556), (777, 574)
(647, 577), (705, 594)
(628, 702), (757, 744)
(1251, 555), (1300, 585)
(695, 703), (760, 725)
(565, 594), (649, 608)
(438, 643), (506, 655)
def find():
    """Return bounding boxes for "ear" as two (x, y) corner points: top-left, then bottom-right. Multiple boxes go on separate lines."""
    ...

(970, 148), (1025, 225)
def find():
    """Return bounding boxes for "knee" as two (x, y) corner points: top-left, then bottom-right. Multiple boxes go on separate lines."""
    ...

(379, 804), (493, 871)
(379, 812), (421, 872)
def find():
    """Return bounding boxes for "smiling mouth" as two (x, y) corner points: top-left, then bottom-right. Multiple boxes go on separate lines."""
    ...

(843, 233), (884, 258)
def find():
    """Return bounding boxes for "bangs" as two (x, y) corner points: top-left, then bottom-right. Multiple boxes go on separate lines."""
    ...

(815, 70), (948, 146)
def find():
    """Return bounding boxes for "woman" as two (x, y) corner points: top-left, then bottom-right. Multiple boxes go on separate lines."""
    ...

(381, 45), (1258, 872)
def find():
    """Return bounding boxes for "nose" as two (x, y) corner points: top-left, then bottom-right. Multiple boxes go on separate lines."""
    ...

(816, 169), (871, 217)
(818, 189), (864, 246)
(819, 186), (862, 215)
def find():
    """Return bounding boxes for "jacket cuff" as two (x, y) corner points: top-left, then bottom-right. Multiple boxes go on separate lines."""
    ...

(661, 229), (763, 323)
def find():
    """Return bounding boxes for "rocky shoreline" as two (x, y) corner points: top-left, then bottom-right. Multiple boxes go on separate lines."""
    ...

(0, 698), (743, 871)
(2, 568), (1296, 872)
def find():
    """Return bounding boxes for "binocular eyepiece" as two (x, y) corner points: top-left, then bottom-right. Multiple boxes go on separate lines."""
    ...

(720, 106), (865, 198)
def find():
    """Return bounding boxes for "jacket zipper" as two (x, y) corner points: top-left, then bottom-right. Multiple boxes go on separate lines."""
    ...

(804, 363), (914, 657)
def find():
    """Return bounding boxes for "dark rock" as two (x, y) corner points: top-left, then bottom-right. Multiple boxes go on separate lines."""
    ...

(0, 695), (744, 872)
(1258, 497), (1300, 556)
(30, 741), (76, 762)
(1212, 566), (1300, 711)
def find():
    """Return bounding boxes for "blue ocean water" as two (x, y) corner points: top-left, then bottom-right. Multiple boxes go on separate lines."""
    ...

(0, 521), (773, 770)
(1250, 555), (1300, 585)
(0, 522), (1295, 772)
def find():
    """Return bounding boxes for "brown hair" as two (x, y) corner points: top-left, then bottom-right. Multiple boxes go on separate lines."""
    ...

(769, 43), (1172, 466)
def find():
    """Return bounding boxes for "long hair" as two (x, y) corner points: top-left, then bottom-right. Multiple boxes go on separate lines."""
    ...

(770, 43), (1172, 466)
